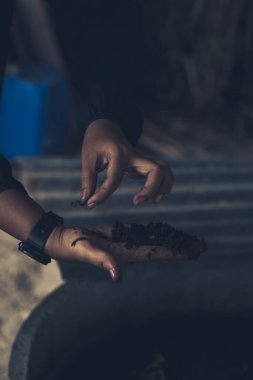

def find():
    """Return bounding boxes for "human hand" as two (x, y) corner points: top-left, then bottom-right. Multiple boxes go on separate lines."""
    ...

(81, 119), (174, 208)
(44, 225), (189, 282)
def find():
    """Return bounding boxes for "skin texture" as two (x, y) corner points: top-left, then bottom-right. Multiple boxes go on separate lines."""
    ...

(0, 190), (186, 281)
(81, 120), (174, 208)
(0, 190), (44, 241)
(45, 226), (189, 282)
(0, 121), (174, 282)
(0, 190), (187, 283)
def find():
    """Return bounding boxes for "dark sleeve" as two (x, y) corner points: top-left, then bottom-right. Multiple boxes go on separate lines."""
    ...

(0, 155), (27, 194)
(47, 0), (144, 145)
(0, 0), (14, 93)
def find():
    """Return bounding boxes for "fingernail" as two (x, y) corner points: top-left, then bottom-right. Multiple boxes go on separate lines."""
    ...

(134, 196), (145, 205)
(81, 191), (88, 203)
(87, 202), (96, 209)
(109, 269), (116, 281)
(155, 194), (163, 203)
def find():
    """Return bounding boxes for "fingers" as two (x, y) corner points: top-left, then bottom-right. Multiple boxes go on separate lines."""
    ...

(77, 240), (121, 281)
(132, 158), (174, 205)
(153, 161), (174, 203)
(132, 159), (164, 205)
(64, 228), (120, 281)
(93, 249), (121, 282)
(86, 152), (125, 208)
(81, 157), (98, 204)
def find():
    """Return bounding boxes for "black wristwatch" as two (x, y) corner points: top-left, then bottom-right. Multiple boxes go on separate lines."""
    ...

(18, 211), (64, 265)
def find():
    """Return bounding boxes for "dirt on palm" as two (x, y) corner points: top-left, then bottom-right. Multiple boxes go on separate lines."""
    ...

(111, 221), (208, 259)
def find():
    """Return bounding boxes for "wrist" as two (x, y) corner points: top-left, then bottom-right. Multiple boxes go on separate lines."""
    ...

(18, 212), (65, 264)
(85, 118), (127, 141)
(44, 225), (65, 259)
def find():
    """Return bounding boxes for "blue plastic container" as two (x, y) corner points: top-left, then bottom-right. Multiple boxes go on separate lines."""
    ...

(0, 65), (70, 159)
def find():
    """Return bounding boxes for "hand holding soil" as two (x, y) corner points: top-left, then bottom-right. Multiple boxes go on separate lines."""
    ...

(45, 221), (207, 282)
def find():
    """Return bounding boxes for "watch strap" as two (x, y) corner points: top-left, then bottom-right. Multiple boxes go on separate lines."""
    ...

(27, 211), (64, 251)
(18, 241), (52, 265)
(18, 211), (64, 265)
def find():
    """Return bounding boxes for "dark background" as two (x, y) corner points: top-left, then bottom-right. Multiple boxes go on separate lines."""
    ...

(9, 0), (253, 141)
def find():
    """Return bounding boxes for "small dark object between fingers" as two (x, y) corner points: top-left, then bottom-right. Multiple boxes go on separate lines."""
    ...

(71, 200), (86, 207)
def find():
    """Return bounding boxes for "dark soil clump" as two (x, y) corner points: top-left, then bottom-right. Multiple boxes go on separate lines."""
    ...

(112, 221), (207, 259)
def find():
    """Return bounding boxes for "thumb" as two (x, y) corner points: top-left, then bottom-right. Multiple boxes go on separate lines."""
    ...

(81, 159), (97, 204)
(89, 248), (121, 282)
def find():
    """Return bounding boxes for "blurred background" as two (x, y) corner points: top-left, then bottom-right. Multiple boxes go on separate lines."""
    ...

(1, 0), (253, 158)
(1, 1), (253, 379)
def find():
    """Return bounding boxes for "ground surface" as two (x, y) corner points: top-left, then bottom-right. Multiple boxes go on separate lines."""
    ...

(1, 117), (253, 380)
(0, 232), (62, 379)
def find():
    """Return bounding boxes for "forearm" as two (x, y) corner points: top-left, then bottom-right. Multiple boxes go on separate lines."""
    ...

(0, 155), (44, 241)
(0, 188), (68, 262)
(0, 189), (44, 241)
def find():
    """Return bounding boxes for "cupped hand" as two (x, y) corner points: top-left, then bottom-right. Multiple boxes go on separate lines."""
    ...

(81, 119), (174, 208)
(44, 225), (187, 282)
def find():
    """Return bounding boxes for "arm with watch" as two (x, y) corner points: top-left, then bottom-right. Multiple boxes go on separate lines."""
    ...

(0, 156), (114, 280)
(0, 0), (175, 281)
(0, 155), (121, 280)
(0, 155), (179, 282)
